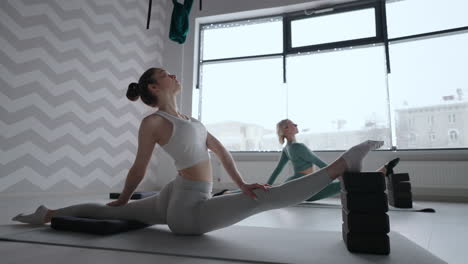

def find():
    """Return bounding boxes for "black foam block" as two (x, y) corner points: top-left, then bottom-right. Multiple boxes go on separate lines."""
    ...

(51, 216), (149, 235)
(341, 191), (389, 213)
(109, 191), (159, 200)
(387, 181), (411, 192)
(342, 209), (389, 233)
(388, 191), (412, 200)
(388, 190), (413, 208)
(342, 225), (390, 255)
(388, 191), (413, 208)
(388, 173), (410, 183)
(389, 198), (413, 208)
(340, 172), (386, 192)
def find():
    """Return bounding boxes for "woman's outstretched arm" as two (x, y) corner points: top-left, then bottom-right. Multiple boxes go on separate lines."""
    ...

(206, 132), (246, 187)
(266, 150), (289, 185)
(206, 132), (269, 199)
(108, 116), (159, 206)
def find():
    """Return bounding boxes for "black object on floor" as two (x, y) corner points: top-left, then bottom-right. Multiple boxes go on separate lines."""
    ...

(341, 191), (389, 213)
(340, 172), (390, 255)
(342, 225), (390, 255)
(387, 181), (412, 192)
(418, 208), (436, 213)
(109, 191), (159, 200)
(388, 173), (410, 183)
(339, 172), (386, 192)
(51, 216), (149, 235)
(213, 189), (229, 197)
(384, 158), (400, 176)
(389, 198), (413, 208)
(342, 209), (390, 233)
(297, 200), (436, 213)
(388, 191), (413, 200)
(387, 173), (413, 208)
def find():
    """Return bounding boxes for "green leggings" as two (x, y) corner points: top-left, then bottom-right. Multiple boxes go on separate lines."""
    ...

(285, 173), (341, 202)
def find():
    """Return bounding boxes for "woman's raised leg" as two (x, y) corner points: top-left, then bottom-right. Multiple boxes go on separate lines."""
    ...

(196, 140), (384, 234)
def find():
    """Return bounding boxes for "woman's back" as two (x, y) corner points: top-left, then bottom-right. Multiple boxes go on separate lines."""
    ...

(284, 142), (327, 172)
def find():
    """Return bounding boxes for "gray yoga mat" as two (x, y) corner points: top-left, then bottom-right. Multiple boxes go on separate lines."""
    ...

(297, 200), (436, 213)
(0, 224), (44, 236)
(0, 224), (445, 264)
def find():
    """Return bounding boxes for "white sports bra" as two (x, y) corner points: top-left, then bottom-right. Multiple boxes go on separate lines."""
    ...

(154, 111), (210, 170)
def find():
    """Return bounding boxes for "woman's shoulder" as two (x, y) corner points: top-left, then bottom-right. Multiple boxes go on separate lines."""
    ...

(284, 143), (305, 154)
(140, 114), (174, 144)
(289, 142), (312, 153)
(289, 142), (307, 148)
(141, 113), (172, 132)
(143, 113), (166, 124)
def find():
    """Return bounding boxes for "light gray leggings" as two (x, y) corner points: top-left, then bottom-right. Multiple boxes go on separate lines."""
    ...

(53, 168), (333, 235)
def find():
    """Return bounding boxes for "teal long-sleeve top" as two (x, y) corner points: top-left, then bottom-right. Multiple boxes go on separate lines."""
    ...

(267, 142), (327, 185)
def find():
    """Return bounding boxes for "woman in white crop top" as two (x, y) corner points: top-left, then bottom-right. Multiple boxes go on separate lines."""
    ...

(116, 67), (272, 202)
(13, 67), (383, 235)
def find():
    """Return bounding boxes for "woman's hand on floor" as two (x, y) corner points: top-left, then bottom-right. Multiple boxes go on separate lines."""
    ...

(240, 183), (271, 200)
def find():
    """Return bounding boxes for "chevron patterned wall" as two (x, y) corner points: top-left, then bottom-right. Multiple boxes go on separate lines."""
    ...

(0, 0), (172, 194)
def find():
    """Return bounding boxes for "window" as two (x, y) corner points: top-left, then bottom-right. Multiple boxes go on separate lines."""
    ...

(386, 0), (468, 38)
(197, 17), (285, 151)
(195, 0), (467, 151)
(407, 117), (415, 129)
(449, 130), (458, 141)
(199, 58), (285, 151)
(290, 8), (376, 47)
(388, 32), (468, 149)
(428, 116), (434, 125)
(449, 113), (456, 123)
(286, 46), (390, 150)
(201, 17), (283, 60)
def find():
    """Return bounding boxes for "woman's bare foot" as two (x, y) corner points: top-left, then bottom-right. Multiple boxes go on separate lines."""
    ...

(326, 140), (384, 180)
(12, 205), (49, 225)
(340, 140), (384, 172)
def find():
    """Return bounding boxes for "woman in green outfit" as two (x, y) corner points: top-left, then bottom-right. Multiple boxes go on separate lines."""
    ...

(214, 119), (400, 200)
(266, 119), (399, 201)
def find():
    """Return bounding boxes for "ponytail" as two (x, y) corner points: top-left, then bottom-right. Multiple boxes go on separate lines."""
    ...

(276, 119), (290, 145)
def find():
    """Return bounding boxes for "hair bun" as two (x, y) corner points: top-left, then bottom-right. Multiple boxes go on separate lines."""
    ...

(126, 82), (140, 101)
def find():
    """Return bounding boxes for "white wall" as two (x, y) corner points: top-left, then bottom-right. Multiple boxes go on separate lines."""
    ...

(160, 0), (468, 201)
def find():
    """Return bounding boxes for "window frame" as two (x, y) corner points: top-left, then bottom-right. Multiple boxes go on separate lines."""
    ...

(195, 0), (468, 151)
(197, 0), (386, 87)
(284, 0), (384, 55)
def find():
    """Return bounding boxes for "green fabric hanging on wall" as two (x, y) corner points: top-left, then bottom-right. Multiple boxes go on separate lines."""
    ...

(169, 0), (194, 44)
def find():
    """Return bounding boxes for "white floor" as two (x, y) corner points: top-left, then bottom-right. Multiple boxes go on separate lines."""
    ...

(1, 194), (467, 264)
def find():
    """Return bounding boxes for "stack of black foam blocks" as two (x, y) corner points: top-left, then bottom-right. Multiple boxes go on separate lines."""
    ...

(387, 173), (413, 208)
(340, 172), (390, 255)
